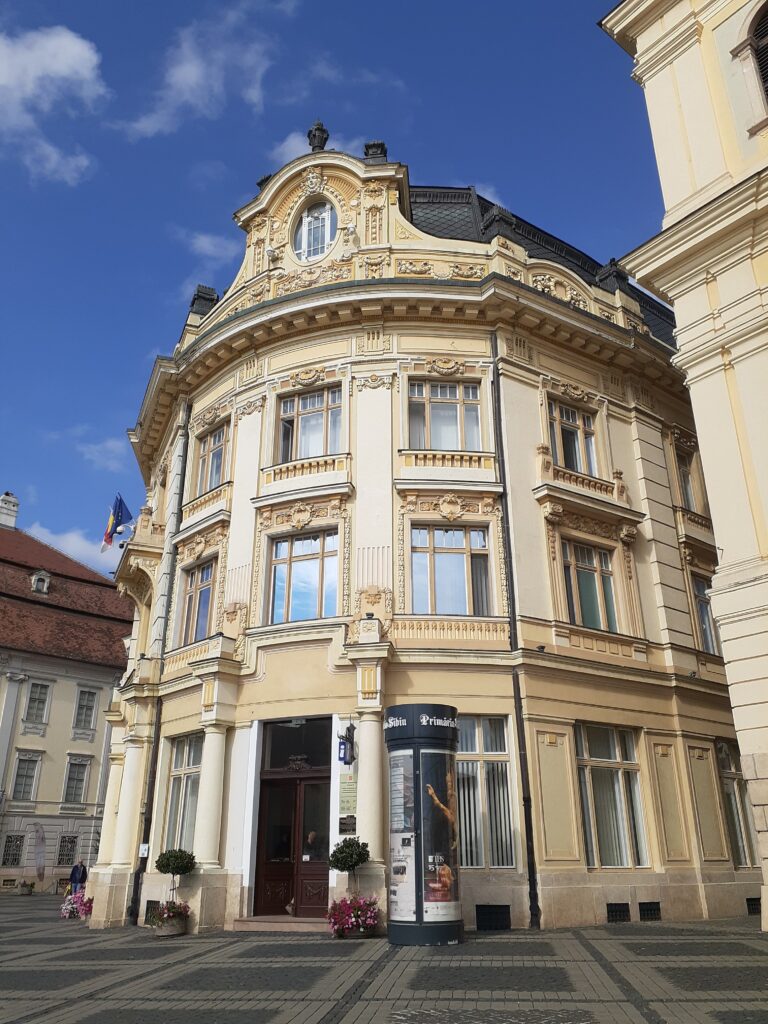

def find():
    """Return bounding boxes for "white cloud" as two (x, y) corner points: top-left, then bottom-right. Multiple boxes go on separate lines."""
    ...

(278, 57), (404, 106)
(41, 423), (90, 443)
(76, 437), (128, 473)
(171, 227), (243, 304)
(27, 522), (121, 574)
(0, 25), (108, 184)
(269, 130), (365, 166)
(475, 182), (506, 208)
(120, 8), (273, 140)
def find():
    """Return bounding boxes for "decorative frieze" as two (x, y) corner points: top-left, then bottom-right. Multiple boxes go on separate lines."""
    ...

(449, 263), (485, 280)
(425, 358), (465, 376)
(236, 396), (266, 420)
(191, 398), (233, 434)
(396, 259), (433, 276)
(274, 260), (352, 297)
(356, 374), (393, 391)
(290, 367), (325, 389)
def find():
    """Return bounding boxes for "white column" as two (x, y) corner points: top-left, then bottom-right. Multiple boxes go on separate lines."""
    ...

(355, 711), (384, 862)
(194, 724), (227, 868)
(95, 753), (123, 868)
(111, 739), (144, 867)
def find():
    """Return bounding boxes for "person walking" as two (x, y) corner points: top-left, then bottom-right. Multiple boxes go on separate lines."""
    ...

(69, 860), (87, 893)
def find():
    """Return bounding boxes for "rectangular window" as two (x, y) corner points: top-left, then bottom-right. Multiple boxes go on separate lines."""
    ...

(196, 425), (227, 496)
(575, 724), (648, 868)
(716, 740), (757, 868)
(278, 387), (342, 463)
(25, 683), (49, 724)
(182, 560), (216, 645)
(411, 526), (490, 616)
(57, 835), (78, 866)
(408, 381), (482, 451)
(2, 835), (24, 867)
(64, 762), (88, 804)
(548, 400), (597, 475)
(12, 757), (38, 801)
(165, 734), (203, 851)
(677, 451), (696, 511)
(693, 576), (718, 655)
(269, 531), (338, 624)
(74, 691), (97, 730)
(457, 717), (514, 868)
(562, 541), (618, 633)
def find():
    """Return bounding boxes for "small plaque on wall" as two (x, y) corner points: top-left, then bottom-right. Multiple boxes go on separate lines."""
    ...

(339, 815), (357, 835)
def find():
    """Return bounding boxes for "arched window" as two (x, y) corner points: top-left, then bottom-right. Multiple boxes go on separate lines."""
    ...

(733, 3), (768, 133)
(293, 202), (337, 262)
(753, 8), (768, 97)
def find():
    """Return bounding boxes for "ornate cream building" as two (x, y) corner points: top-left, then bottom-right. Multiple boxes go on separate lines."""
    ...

(91, 126), (760, 932)
(603, 0), (768, 926)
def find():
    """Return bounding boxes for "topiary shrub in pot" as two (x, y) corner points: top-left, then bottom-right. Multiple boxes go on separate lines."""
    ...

(328, 837), (369, 892)
(155, 849), (196, 902)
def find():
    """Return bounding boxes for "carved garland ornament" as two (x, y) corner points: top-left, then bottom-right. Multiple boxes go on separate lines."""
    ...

(289, 367), (325, 389)
(274, 261), (352, 297)
(425, 358), (465, 376)
(236, 396), (266, 420)
(449, 263), (485, 280)
(356, 374), (393, 391)
(191, 398), (233, 434)
(396, 259), (433, 276)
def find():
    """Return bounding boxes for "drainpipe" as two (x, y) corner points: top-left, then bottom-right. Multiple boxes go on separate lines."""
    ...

(490, 331), (541, 930)
(128, 399), (192, 924)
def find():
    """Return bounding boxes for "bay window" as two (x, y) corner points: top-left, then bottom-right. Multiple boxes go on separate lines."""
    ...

(182, 560), (215, 645)
(269, 531), (338, 624)
(408, 381), (481, 451)
(562, 540), (618, 633)
(165, 734), (203, 851)
(411, 525), (490, 616)
(457, 717), (514, 868)
(279, 387), (342, 462)
(575, 724), (648, 868)
(548, 400), (597, 475)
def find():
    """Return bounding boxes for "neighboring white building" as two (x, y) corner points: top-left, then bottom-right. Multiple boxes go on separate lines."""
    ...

(0, 492), (133, 891)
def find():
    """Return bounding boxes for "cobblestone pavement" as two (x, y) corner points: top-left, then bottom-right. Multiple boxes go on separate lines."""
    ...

(2, 898), (768, 1023)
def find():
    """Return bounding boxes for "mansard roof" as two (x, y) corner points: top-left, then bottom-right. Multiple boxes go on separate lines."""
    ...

(408, 186), (675, 348)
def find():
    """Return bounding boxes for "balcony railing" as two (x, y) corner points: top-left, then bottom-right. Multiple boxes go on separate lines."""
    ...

(181, 482), (233, 522)
(262, 454), (350, 485)
(401, 450), (495, 471)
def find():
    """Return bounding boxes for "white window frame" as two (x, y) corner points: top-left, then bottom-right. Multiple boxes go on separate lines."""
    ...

(575, 723), (649, 870)
(692, 574), (719, 656)
(164, 734), (204, 852)
(407, 380), (483, 452)
(457, 716), (515, 869)
(12, 752), (41, 802)
(292, 201), (338, 262)
(62, 757), (91, 806)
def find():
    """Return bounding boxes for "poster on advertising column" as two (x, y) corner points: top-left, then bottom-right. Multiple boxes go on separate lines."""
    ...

(388, 749), (416, 922)
(420, 748), (461, 922)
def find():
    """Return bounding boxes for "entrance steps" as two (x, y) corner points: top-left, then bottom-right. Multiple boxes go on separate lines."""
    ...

(233, 916), (327, 933)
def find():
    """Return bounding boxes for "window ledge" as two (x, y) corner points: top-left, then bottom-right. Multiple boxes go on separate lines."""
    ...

(59, 804), (87, 815)
(7, 801), (35, 813)
(252, 481), (354, 510)
(674, 505), (714, 536)
(71, 728), (96, 743)
(533, 482), (644, 526)
(20, 721), (47, 737)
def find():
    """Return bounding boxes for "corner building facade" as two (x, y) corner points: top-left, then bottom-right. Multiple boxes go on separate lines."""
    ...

(91, 137), (761, 932)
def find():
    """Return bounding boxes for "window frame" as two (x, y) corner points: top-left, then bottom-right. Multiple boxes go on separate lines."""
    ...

(164, 733), (204, 852)
(561, 539), (619, 634)
(63, 758), (91, 805)
(277, 385), (343, 464)
(692, 574), (719, 656)
(575, 723), (650, 870)
(12, 753), (40, 802)
(73, 689), (98, 732)
(181, 558), (217, 646)
(292, 201), (338, 262)
(1, 834), (24, 867)
(24, 682), (50, 725)
(267, 529), (339, 625)
(195, 422), (229, 497)
(410, 523), (491, 617)
(548, 399), (598, 476)
(456, 716), (515, 869)
(407, 379), (482, 452)
(716, 739), (758, 869)
(57, 835), (78, 866)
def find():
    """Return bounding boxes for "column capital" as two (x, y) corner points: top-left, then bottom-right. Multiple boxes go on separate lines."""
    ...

(202, 722), (229, 736)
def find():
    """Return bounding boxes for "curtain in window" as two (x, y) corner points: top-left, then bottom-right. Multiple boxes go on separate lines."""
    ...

(434, 552), (467, 614)
(411, 552), (429, 614)
(431, 403), (460, 449)
(457, 761), (482, 867)
(624, 772), (649, 867)
(179, 775), (199, 852)
(297, 411), (324, 458)
(470, 554), (489, 616)
(485, 762), (514, 866)
(464, 405), (481, 451)
(409, 403), (426, 449)
(578, 767), (595, 866)
(590, 767), (628, 866)
(165, 775), (182, 849)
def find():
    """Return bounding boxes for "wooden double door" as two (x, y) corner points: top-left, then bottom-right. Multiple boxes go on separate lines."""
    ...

(254, 776), (330, 918)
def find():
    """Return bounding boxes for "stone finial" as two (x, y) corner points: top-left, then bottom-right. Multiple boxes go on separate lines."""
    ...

(364, 141), (387, 163)
(307, 121), (329, 152)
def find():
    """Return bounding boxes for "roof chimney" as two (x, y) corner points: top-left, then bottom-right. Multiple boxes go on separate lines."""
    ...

(0, 492), (19, 529)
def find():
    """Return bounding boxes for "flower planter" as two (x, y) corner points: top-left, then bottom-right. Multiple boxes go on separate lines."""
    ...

(152, 917), (187, 937)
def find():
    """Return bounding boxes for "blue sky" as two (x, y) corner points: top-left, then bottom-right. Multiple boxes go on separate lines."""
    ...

(0, 0), (663, 574)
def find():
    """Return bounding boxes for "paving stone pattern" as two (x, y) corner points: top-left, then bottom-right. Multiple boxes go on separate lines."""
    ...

(1, 898), (768, 1023)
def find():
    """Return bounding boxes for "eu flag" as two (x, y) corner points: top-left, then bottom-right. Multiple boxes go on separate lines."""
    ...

(101, 493), (133, 552)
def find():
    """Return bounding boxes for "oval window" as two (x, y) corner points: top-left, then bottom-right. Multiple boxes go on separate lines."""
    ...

(293, 202), (338, 262)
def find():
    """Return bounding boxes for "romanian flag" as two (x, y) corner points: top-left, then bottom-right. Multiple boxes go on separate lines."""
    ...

(101, 494), (133, 552)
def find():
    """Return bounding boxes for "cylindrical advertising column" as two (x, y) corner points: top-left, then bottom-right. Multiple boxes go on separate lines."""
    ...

(384, 704), (463, 946)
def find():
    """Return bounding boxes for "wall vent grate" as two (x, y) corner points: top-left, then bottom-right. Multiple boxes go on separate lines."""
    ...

(476, 904), (511, 931)
(639, 901), (661, 922)
(607, 902), (631, 924)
